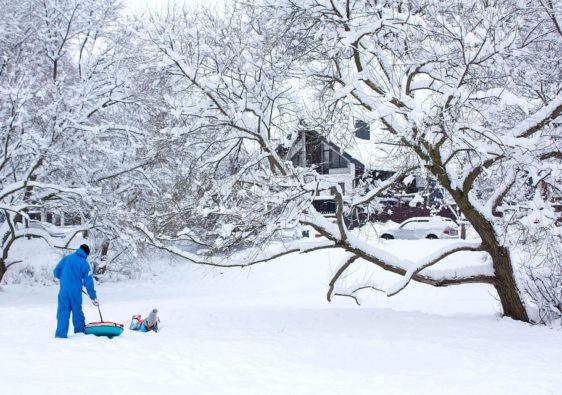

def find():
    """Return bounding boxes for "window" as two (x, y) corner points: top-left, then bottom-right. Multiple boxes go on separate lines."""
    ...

(28, 212), (42, 221)
(322, 146), (347, 169)
(401, 221), (416, 229)
(330, 150), (347, 169)
(64, 212), (82, 226)
(355, 120), (370, 140)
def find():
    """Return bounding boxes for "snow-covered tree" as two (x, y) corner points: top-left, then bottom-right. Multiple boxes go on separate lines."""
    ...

(0, 0), (153, 282)
(258, 0), (562, 322)
(133, 0), (562, 323)
(132, 4), (324, 257)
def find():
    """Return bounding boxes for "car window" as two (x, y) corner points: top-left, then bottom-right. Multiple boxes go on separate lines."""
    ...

(402, 218), (457, 230)
(412, 220), (428, 228)
(401, 221), (416, 229)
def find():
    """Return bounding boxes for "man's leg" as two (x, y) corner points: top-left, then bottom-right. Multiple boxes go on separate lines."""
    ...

(55, 292), (71, 338)
(70, 291), (86, 333)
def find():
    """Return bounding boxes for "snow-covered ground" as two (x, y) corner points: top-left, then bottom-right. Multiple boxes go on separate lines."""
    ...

(1, 239), (561, 395)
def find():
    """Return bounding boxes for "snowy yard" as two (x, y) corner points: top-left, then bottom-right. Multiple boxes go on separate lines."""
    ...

(2, 0), (561, 393)
(1, 240), (561, 395)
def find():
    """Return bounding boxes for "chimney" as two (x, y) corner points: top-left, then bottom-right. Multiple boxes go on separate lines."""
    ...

(355, 120), (370, 140)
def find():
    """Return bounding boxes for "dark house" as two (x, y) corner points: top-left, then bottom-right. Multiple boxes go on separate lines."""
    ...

(280, 128), (454, 224)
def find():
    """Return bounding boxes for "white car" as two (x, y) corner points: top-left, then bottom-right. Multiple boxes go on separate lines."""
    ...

(380, 216), (459, 240)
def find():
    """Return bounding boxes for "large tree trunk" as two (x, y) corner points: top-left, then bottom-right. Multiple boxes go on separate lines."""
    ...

(491, 245), (529, 321)
(454, 193), (529, 322)
(0, 260), (6, 285)
(429, 154), (529, 322)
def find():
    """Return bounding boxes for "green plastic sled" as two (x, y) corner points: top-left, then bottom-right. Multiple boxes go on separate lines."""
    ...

(85, 322), (124, 338)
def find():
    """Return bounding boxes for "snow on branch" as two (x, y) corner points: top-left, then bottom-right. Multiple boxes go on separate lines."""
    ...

(305, 211), (494, 290)
(513, 93), (562, 139)
(484, 168), (517, 215)
(136, 223), (335, 268)
(0, 181), (85, 201)
(92, 158), (156, 183)
(350, 168), (418, 207)
(386, 240), (484, 296)
(327, 253), (358, 302)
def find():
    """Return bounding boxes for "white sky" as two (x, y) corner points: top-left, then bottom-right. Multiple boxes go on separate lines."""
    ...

(125, 0), (225, 15)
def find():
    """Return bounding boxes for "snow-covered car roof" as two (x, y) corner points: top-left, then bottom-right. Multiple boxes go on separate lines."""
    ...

(401, 216), (456, 223)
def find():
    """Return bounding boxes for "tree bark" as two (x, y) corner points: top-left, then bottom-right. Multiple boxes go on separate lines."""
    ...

(0, 260), (6, 284)
(451, 191), (529, 322)
(427, 151), (529, 322)
(492, 245), (529, 321)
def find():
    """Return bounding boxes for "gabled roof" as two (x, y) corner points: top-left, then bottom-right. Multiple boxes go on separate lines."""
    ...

(298, 129), (402, 172)
(300, 129), (365, 172)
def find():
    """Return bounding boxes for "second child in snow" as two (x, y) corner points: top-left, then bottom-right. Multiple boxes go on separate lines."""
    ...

(130, 308), (160, 332)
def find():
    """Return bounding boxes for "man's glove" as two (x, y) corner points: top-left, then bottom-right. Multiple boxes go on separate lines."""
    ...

(92, 299), (99, 307)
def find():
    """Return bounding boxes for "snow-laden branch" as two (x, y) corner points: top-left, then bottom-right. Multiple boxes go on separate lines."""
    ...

(0, 181), (86, 201)
(513, 93), (562, 139)
(3, 228), (60, 250)
(350, 168), (417, 207)
(327, 252), (358, 302)
(136, 223), (335, 267)
(386, 240), (484, 296)
(303, 210), (495, 289)
(485, 168), (517, 215)
(92, 157), (156, 183)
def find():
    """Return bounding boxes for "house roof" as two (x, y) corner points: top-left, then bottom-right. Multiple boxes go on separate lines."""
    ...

(301, 129), (402, 173)
(301, 129), (366, 172)
(346, 134), (405, 172)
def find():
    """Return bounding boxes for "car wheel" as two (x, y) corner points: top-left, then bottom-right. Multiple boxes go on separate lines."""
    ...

(426, 234), (438, 240)
(381, 234), (394, 240)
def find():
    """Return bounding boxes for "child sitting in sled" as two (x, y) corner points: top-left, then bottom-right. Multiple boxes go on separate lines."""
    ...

(130, 308), (160, 332)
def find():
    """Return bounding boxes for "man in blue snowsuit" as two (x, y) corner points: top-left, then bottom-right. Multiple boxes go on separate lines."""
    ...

(53, 244), (98, 338)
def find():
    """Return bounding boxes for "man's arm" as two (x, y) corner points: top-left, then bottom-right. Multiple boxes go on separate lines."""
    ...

(53, 257), (65, 280)
(82, 262), (97, 300)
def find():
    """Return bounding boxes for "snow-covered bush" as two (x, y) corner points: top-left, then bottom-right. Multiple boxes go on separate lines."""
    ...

(515, 208), (562, 325)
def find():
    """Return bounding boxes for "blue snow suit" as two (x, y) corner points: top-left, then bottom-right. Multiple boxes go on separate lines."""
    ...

(53, 248), (97, 338)
(129, 317), (159, 333)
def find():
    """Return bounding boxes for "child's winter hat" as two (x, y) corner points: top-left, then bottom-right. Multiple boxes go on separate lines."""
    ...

(147, 308), (158, 324)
